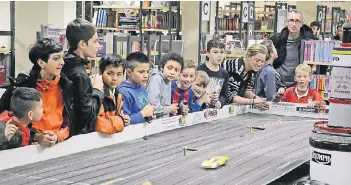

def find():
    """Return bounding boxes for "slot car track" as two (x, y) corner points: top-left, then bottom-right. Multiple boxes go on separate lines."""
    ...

(0, 113), (317, 185)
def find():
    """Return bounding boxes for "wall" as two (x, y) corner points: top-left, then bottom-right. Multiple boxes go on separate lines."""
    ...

(15, 1), (76, 75)
(0, 1), (11, 48)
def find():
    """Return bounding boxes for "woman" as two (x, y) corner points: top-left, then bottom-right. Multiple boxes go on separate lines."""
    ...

(0, 38), (74, 147)
(221, 44), (268, 109)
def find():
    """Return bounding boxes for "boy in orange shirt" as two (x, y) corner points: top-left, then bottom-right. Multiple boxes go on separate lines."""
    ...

(280, 64), (325, 109)
(94, 54), (130, 134)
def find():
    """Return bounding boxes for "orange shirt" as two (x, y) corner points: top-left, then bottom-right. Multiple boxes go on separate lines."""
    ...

(281, 86), (324, 103)
(32, 76), (68, 142)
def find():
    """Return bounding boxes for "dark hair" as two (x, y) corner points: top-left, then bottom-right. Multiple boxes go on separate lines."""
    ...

(337, 25), (342, 30)
(159, 52), (184, 71)
(310, 21), (320, 29)
(29, 38), (63, 68)
(99, 54), (125, 73)
(206, 38), (225, 52)
(126, 52), (149, 72)
(66, 18), (96, 51)
(10, 87), (42, 119)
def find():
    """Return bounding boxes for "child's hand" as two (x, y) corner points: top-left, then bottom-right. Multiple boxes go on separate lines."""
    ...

(91, 74), (104, 92)
(4, 119), (17, 141)
(198, 93), (210, 105)
(314, 101), (326, 112)
(210, 92), (219, 104)
(170, 103), (179, 114)
(37, 131), (57, 147)
(142, 104), (154, 117)
(120, 110), (130, 126)
(122, 115), (131, 126)
(180, 101), (189, 115)
(277, 87), (285, 94)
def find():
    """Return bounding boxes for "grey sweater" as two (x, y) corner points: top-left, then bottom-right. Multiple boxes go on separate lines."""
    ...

(147, 68), (171, 118)
(277, 39), (301, 88)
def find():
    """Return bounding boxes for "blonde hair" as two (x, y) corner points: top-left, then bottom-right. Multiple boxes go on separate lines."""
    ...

(295, 64), (312, 76)
(260, 40), (274, 56)
(183, 59), (196, 70)
(195, 70), (210, 87)
(245, 44), (268, 59)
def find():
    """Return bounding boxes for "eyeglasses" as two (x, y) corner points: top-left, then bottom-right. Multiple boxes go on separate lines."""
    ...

(288, 19), (302, 24)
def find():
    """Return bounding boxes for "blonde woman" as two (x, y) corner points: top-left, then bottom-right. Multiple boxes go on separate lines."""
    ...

(221, 44), (268, 110)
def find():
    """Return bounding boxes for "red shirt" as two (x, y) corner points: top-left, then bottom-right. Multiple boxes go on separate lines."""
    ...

(281, 86), (323, 103)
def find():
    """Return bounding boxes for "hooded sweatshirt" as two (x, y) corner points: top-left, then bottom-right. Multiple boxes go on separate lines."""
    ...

(32, 75), (69, 142)
(118, 81), (149, 124)
(0, 111), (30, 150)
(147, 68), (171, 118)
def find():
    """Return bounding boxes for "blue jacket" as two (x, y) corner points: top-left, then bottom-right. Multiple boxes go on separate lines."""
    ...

(118, 81), (149, 124)
(253, 63), (280, 100)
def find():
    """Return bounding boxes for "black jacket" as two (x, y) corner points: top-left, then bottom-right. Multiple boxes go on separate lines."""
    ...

(0, 68), (75, 137)
(271, 25), (319, 69)
(62, 51), (104, 135)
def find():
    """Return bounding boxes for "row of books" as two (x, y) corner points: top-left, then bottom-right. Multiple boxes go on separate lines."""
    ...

(303, 40), (341, 63)
(218, 15), (275, 32)
(93, 8), (180, 30)
(310, 75), (330, 100)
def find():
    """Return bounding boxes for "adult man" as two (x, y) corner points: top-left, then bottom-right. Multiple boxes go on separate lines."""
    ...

(271, 9), (319, 93)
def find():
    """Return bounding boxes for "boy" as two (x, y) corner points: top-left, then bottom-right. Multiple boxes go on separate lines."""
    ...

(148, 52), (184, 118)
(198, 38), (228, 108)
(189, 70), (210, 113)
(310, 21), (320, 36)
(95, 54), (130, 134)
(0, 87), (43, 150)
(118, 52), (154, 124)
(62, 18), (104, 135)
(254, 40), (280, 101)
(171, 60), (196, 115)
(280, 64), (325, 109)
(0, 38), (74, 146)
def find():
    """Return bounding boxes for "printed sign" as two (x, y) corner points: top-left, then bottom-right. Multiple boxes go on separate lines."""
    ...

(242, 3), (249, 23)
(202, 1), (211, 21)
(312, 150), (331, 166)
(331, 67), (351, 99)
(204, 108), (219, 120)
(248, 4), (254, 23)
(161, 116), (181, 131)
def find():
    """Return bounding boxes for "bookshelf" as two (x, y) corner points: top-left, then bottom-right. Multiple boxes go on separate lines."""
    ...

(91, 1), (181, 39)
(301, 39), (343, 102)
(0, 1), (15, 85)
(214, 1), (290, 48)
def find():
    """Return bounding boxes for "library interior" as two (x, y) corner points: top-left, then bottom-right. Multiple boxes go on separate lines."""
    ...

(0, 1), (351, 185)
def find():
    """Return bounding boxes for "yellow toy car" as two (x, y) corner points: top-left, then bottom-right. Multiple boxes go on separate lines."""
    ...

(202, 156), (230, 169)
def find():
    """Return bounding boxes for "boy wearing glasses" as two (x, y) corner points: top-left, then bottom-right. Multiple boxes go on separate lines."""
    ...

(271, 9), (319, 94)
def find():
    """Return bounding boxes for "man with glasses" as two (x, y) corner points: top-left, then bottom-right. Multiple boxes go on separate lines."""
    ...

(271, 9), (318, 94)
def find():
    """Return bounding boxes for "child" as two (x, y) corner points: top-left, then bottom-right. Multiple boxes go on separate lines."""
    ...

(197, 38), (228, 108)
(0, 87), (43, 150)
(118, 52), (154, 124)
(0, 38), (74, 147)
(253, 40), (280, 101)
(95, 54), (130, 134)
(148, 52), (184, 118)
(171, 60), (196, 115)
(281, 64), (325, 109)
(189, 70), (210, 112)
(62, 18), (104, 135)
